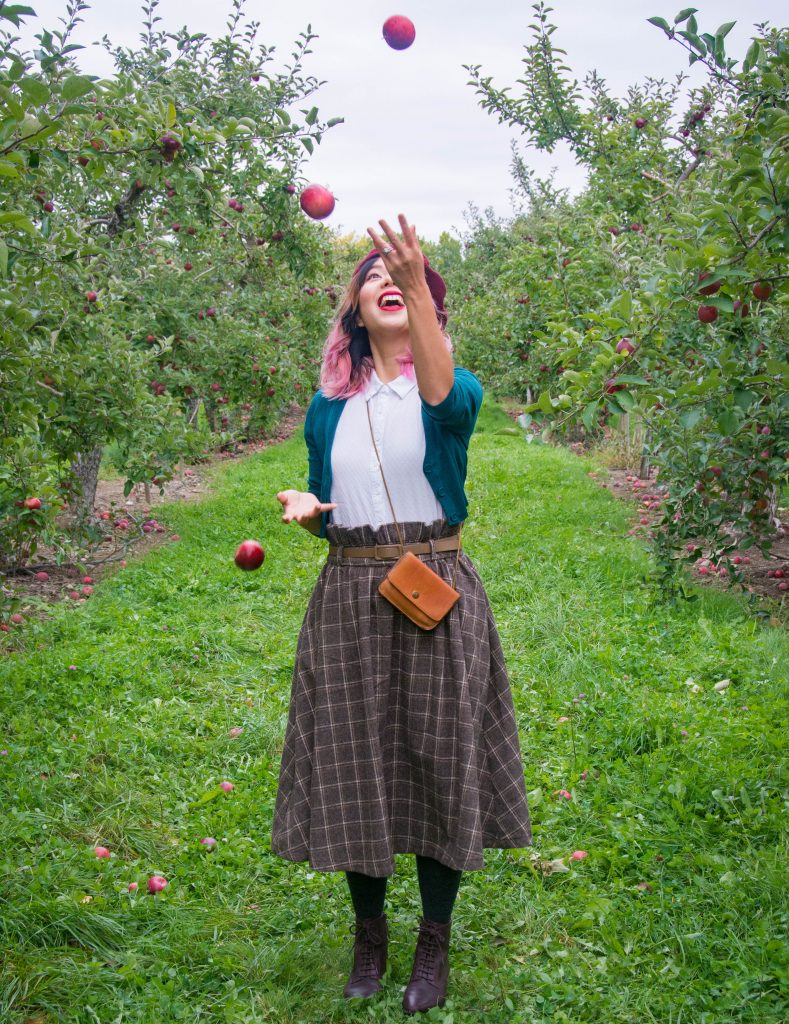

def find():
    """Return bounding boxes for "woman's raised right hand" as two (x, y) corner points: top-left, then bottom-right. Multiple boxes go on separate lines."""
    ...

(276, 489), (337, 527)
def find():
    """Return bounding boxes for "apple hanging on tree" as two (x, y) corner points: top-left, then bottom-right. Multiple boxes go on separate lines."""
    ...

(697, 305), (718, 324)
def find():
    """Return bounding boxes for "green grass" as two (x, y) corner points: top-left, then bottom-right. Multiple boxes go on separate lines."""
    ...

(1, 399), (787, 1024)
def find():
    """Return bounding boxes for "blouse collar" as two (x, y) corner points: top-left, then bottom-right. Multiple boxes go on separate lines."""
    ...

(364, 368), (417, 402)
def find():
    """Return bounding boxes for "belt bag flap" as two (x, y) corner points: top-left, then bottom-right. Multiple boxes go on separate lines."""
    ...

(378, 551), (460, 627)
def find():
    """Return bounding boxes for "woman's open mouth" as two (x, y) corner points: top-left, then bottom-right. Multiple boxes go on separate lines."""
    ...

(378, 290), (405, 311)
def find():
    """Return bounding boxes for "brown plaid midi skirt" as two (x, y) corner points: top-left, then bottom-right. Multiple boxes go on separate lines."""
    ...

(270, 518), (532, 876)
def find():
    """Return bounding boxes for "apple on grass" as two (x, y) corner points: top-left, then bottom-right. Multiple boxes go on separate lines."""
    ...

(235, 540), (265, 570)
(147, 875), (168, 893)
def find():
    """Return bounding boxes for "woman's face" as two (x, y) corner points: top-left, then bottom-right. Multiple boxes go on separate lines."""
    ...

(356, 258), (408, 333)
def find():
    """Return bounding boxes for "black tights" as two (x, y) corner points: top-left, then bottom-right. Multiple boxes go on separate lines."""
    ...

(345, 855), (462, 924)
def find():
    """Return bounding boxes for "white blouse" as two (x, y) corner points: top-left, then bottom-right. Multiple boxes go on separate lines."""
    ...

(329, 370), (445, 529)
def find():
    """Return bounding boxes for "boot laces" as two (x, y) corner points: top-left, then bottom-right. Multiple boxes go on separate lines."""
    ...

(349, 920), (383, 978)
(413, 923), (442, 981)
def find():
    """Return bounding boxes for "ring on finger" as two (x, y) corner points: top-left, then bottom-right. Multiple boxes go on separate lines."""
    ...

(381, 245), (394, 255)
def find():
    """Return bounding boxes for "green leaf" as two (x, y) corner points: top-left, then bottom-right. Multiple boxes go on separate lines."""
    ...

(166, 101), (177, 128)
(686, 13), (697, 33)
(0, 5), (36, 27)
(733, 389), (757, 411)
(0, 161), (21, 178)
(715, 21), (735, 39)
(60, 75), (96, 100)
(189, 786), (222, 808)
(674, 7), (698, 24)
(273, 108), (291, 125)
(304, 105), (318, 126)
(581, 399), (599, 432)
(18, 77), (50, 106)
(716, 410), (739, 435)
(300, 136), (313, 154)
(647, 16), (672, 33)
(326, 117), (344, 128)
(0, 239), (7, 278)
(0, 212), (38, 234)
(538, 390), (555, 414)
(679, 408), (702, 430)
(616, 389), (636, 411)
(743, 40), (761, 72)
(616, 374), (648, 385)
(678, 30), (706, 54)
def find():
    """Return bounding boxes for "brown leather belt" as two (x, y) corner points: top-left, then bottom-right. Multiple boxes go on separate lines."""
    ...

(327, 535), (461, 560)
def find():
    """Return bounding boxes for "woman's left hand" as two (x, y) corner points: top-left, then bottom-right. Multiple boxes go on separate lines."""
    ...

(367, 214), (430, 299)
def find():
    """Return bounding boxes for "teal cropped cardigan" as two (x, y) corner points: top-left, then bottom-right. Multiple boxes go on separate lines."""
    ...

(304, 367), (483, 539)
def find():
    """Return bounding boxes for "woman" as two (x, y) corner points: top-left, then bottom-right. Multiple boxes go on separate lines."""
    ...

(272, 214), (532, 1015)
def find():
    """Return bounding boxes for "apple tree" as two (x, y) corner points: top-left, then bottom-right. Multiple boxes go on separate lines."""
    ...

(0, 0), (343, 590)
(459, 4), (788, 599)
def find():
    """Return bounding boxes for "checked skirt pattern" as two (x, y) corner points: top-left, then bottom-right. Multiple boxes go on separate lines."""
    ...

(271, 518), (532, 875)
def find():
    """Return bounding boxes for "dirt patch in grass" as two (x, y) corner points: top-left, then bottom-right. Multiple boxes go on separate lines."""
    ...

(501, 399), (788, 615)
(1, 405), (305, 634)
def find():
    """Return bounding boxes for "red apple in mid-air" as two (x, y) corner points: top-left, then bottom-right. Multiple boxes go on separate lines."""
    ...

(383, 14), (416, 50)
(235, 540), (265, 571)
(752, 281), (771, 301)
(86, 291), (98, 302)
(634, 117), (647, 129)
(24, 497), (42, 509)
(697, 305), (718, 324)
(616, 338), (636, 355)
(147, 875), (168, 893)
(299, 184), (335, 220)
(733, 299), (749, 318)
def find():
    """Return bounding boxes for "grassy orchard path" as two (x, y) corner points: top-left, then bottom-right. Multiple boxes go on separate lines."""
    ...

(1, 402), (786, 1024)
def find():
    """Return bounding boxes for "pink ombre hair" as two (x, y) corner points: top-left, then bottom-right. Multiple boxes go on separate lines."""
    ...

(318, 255), (452, 400)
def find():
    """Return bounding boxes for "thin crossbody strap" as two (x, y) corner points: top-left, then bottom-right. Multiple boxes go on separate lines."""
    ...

(365, 401), (462, 589)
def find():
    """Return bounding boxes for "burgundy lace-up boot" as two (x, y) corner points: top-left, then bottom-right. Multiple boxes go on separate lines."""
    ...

(402, 917), (452, 1014)
(342, 912), (388, 998)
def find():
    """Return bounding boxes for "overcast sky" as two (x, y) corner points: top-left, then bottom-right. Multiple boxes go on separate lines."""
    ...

(14, 1), (784, 240)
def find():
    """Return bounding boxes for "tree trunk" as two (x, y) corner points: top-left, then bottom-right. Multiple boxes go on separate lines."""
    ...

(203, 397), (217, 432)
(639, 424), (652, 480)
(67, 445), (103, 523)
(185, 397), (200, 427)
